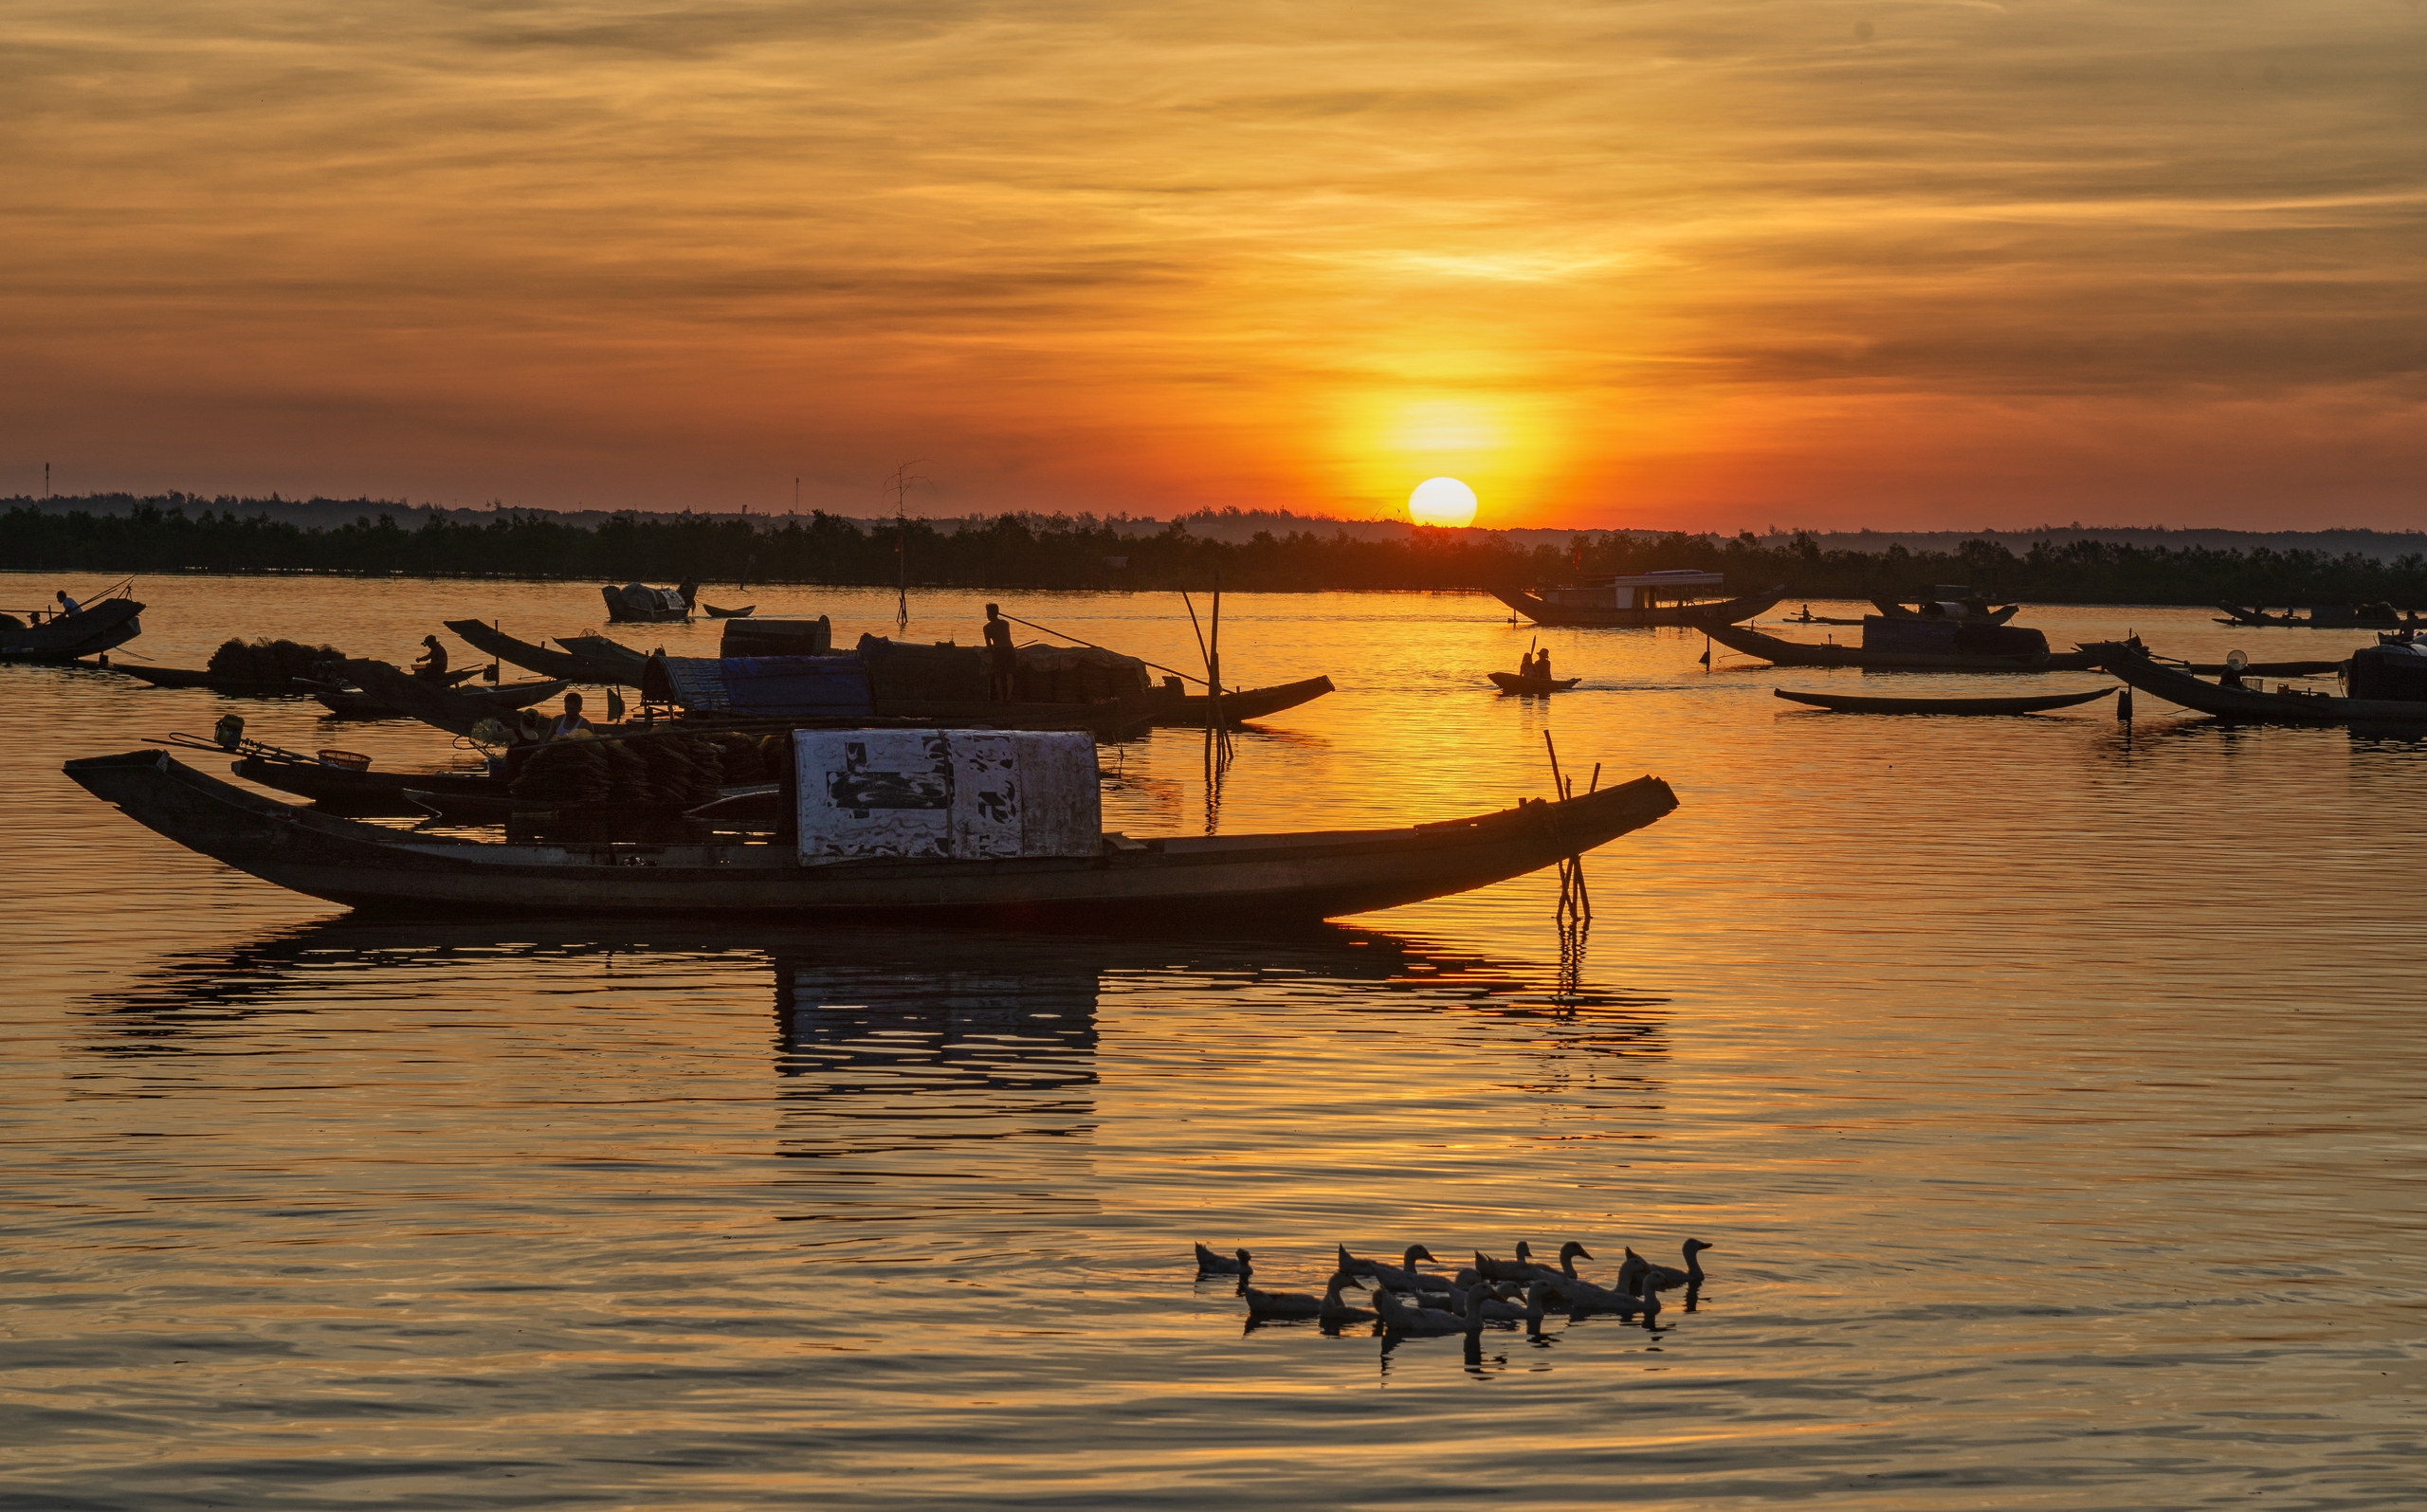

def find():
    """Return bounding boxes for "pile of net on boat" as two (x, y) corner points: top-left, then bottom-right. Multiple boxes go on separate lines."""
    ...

(1013, 645), (1152, 703)
(207, 637), (344, 683)
(508, 731), (785, 809)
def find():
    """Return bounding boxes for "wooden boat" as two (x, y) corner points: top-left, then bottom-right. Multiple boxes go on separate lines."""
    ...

(2094, 641), (2427, 725)
(703, 603), (755, 618)
(1144, 675), (1336, 726)
(1493, 578), (1785, 628)
(1773, 686), (2116, 716)
(64, 750), (1680, 920)
(1, 594), (145, 663)
(867, 696), (1159, 739)
(2182, 659), (2342, 678)
(2215, 603), (2421, 630)
(1702, 620), (2099, 672)
(1487, 671), (1581, 694)
(233, 754), (509, 813)
(317, 660), (572, 733)
(1869, 597), (2021, 625)
(1785, 607), (1867, 627)
(602, 581), (697, 623)
(121, 664), (473, 696)
(445, 619), (645, 684)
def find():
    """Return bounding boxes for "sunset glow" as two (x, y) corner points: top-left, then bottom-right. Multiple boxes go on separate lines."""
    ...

(1408, 478), (1481, 529)
(7, 1), (2423, 528)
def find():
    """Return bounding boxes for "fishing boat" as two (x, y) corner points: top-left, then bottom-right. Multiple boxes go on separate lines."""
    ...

(1773, 686), (2115, 716)
(1702, 619), (2099, 672)
(2214, 602), (2420, 630)
(2095, 640), (2427, 725)
(232, 753), (512, 813)
(119, 664), (475, 696)
(703, 603), (755, 619)
(1785, 606), (1867, 627)
(602, 580), (698, 623)
(1, 592), (145, 664)
(64, 749), (1680, 920)
(444, 620), (646, 684)
(1869, 595), (2021, 625)
(1487, 671), (1582, 694)
(1493, 574), (1784, 628)
(317, 660), (572, 733)
(1145, 675), (1337, 726)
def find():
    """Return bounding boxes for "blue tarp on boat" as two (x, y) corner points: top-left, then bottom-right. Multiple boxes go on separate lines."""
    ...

(721, 654), (873, 716)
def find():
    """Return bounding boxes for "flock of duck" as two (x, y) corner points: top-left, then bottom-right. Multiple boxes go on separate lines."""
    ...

(1194, 1237), (1713, 1337)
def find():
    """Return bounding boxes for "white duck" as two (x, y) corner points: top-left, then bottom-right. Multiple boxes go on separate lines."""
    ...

(1195, 1244), (1252, 1276)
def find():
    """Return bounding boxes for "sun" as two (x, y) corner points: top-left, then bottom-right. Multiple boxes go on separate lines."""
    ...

(1408, 477), (1479, 527)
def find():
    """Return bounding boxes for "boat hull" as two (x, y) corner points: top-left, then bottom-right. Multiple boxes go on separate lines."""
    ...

(1, 598), (145, 663)
(1774, 686), (2115, 716)
(1492, 585), (1785, 628)
(1145, 675), (1337, 726)
(1704, 621), (2097, 671)
(2094, 643), (2427, 724)
(321, 661), (571, 733)
(1487, 672), (1581, 694)
(444, 620), (643, 684)
(1869, 599), (2021, 625)
(66, 751), (1678, 921)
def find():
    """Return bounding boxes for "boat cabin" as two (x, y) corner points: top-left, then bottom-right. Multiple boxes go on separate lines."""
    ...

(1540, 570), (1725, 610)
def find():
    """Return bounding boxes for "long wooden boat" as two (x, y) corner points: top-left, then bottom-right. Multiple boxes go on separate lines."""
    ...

(1492, 583), (1785, 628)
(64, 750), (1680, 920)
(703, 603), (755, 618)
(1, 595), (145, 663)
(121, 664), (473, 696)
(1702, 620), (2099, 672)
(868, 696), (1159, 739)
(2215, 603), (2421, 630)
(2094, 641), (2427, 724)
(1487, 671), (1581, 694)
(1869, 597), (2021, 625)
(444, 620), (646, 684)
(2182, 659), (2342, 678)
(319, 660), (571, 733)
(1773, 686), (2115, 716)
(1783, 608), (1867, 627)
(1144, 675), (1336, 726)
(233, 754), (509, 812)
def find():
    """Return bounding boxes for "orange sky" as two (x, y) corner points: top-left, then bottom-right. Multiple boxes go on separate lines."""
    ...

(7, 1), (2424, 530)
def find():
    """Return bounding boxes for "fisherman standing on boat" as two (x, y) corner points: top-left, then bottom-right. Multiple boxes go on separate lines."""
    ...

(983, 603), (1017, 701)
(413, 633), (449, 681)
(550, 691), (593, 739)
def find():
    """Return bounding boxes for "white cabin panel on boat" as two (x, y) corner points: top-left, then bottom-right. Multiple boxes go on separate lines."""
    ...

(794, 729), (1100, 864)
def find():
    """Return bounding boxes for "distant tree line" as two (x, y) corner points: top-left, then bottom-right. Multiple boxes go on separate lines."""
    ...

(5, 496), (2423, 606)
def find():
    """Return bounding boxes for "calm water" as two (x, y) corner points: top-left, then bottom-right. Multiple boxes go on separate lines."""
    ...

(4, 573), (2422, 1509)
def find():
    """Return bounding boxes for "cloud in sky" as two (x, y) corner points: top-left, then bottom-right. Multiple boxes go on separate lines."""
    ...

(5, 0), (2422, 528)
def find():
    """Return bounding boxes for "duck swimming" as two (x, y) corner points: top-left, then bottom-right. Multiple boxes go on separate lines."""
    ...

(1195, 1244), (1252, 1276)
(1244, 1271), (1362, 1321)
(1636, 1239), (1714, 1290)
(1339, 1243), (1445, 1292)
(1374, 1284), (1487, 1338)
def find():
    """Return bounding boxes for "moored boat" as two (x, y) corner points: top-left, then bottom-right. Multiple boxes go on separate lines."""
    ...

(2094, 639), (2427, 725)
(318, 660), (572, 732)
(445, 619), (644, 684)
(1703, 618), (2099, 672)
(64, 748), (1680, 921)
(1146, 675), (1337, 726)
(121, 664), (474, 696)
(1869, 594), (2021, 625)
(2215, 602), (2421, 630)
(602, 580), (697, 623)
(1494, 574), (1784, 628)
(1773, 686), (2115, 716)
(703, 603), (755, 618)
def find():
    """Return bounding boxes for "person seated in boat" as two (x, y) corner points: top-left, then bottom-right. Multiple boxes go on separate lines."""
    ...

(2218, 663), (2244, 688)
(413, 634), (449, 682)
(54, 591), (82, 618)
(983, 603), (1017, 701)
(1533, 647), (1551, 682)
(549, 691), (593, 740)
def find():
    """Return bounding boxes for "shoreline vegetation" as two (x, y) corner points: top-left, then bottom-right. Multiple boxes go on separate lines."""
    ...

(7, 496), (2424, 607)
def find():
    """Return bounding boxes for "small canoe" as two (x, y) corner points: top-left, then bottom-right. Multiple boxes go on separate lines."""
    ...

(1774, 686), (2117, 716)
(703, 603), (756, 618)
(123, 665), (474, 696)
(445, 620), (644, 684)
(319, 661), (572, 733)
(1488, 671), (1581, 694)
(2181, 659), (2341, 678)
(1704, 620), (2099, 672)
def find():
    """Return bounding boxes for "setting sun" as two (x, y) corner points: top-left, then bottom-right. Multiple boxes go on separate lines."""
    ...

(1408, 477), (1479, 528)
